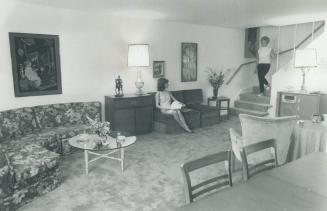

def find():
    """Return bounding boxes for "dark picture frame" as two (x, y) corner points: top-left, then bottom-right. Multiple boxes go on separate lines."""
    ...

(9, 32), (62, 97)
(153, 61), (165, 78)
(181, 43), (197, 82)
(244, 27), (260, 58)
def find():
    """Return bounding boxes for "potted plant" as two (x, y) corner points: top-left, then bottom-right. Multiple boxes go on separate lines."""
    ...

(206, 67), (225, 99)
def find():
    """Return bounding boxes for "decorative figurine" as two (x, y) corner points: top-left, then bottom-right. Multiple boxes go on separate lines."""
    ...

(115, 75), (124, 97)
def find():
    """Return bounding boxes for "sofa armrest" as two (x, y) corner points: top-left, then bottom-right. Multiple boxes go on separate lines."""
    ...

(0, 152), (13, 198)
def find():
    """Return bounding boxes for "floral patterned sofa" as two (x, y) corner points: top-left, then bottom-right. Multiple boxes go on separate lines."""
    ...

(0, 102), (101, 211)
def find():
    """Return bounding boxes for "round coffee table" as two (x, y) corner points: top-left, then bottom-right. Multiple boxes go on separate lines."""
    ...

(69, 131), (136, 174)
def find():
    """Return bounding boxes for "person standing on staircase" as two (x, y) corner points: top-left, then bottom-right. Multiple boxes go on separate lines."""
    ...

(257, 36), (276, 96)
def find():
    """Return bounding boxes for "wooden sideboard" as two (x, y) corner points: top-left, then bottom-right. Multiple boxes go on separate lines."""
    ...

(105, 94), (153, 135)
(277, 91), (320, 120)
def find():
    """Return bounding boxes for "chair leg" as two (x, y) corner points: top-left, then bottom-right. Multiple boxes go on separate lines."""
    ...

(231, 151), (236, 173)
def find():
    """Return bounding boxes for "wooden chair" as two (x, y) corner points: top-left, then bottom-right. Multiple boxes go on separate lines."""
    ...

(241, 139), (278, 181)
(180, 151), (232, 203)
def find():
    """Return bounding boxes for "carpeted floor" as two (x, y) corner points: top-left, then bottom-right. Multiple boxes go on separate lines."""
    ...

(19, 117), (242, 211)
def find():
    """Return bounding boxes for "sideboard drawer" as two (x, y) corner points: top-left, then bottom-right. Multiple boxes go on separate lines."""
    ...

(114, 96), (152, 109)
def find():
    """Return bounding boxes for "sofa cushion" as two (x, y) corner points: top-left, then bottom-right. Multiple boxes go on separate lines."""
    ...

(189, 104), (219, 113)
(0, 108), (39, 142)
(189, 104), (220, 127)
(34, 102), (101, 128)
(37, 124), (93, 154)
(1, 142), (59, 184)
(171, 91), (185, 103)
(154, 108), (201, 127)
(183, 89), (203, 105)
(4, 124), (93, 155)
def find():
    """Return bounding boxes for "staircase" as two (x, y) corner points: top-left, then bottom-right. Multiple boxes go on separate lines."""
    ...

(233, 86), (271, 117)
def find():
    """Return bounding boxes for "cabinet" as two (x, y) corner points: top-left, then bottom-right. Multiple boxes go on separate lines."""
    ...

(277, 91), (320, 120)
(105, 94), (153, 135)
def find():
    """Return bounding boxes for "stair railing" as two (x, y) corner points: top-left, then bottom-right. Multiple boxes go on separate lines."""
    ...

(226, 21), (325, 85)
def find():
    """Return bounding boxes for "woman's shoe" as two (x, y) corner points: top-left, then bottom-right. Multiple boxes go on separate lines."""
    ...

(264, 84), (270, 90)
(257, 92), (265, 96)
(186, 128), (194, 133)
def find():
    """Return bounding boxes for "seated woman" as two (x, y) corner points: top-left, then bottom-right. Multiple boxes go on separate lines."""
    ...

(155, 78), (193, 133)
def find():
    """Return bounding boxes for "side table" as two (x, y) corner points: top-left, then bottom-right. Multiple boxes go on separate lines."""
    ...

(207, 96), (230, 121)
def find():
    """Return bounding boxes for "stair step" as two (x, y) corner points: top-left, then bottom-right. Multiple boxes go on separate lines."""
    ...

(234, 100), (271, 112)
(239, 93), (270, 104)
(234, 107), (269, 117)
(253, 86), (271, 96)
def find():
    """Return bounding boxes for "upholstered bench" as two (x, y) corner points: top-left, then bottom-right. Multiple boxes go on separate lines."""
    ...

(152, 89), (220, 133)
(0, 101), (101, 210)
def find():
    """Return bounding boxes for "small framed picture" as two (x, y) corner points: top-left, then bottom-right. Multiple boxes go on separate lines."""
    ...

(153, 61), (165, 78)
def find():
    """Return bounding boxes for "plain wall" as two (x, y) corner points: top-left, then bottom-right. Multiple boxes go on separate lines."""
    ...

(0, 0), (247, 114)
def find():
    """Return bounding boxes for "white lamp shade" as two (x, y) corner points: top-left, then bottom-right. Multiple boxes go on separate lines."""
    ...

(294, 49), (317, 68)
(128, 44), (150, 67)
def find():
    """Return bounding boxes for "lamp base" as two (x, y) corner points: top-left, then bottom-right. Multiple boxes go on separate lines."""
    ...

(135, 88), (144, 95)
(135, 81), (144, 95)
(300, 68), (307, 93)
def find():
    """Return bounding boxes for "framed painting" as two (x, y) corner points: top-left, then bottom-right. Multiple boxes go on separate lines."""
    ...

(9, 32), (62, 97)
(181, 43), (197, 82)
(153, 61), (165, 78)
(244, 27), (260, 58)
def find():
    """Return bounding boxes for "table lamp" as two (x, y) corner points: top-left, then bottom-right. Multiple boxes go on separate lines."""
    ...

(127, 44), (150, 95)
(294, 49), (317, 93)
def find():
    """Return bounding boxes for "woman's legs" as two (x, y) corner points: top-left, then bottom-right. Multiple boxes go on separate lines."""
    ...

(172, 110), (192, 133)
(257, 64), (270, 94)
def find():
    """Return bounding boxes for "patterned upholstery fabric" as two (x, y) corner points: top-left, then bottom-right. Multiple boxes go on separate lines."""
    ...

(34, 102), (101, 128)
(0, 151), (13, 211)
(0, 101), (101, 210)
(0, 151), (12, 196)
(0, 108), (39, 142)
(1, 141), (60, 184)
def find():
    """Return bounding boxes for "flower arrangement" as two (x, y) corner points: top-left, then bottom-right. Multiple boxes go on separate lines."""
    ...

(206, 67), (230, 99)
(86, 115), (111, 138)
(206, 67), (225, 89)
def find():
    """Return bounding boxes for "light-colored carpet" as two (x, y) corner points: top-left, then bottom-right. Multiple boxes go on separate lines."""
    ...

(19, 117), (242, 211)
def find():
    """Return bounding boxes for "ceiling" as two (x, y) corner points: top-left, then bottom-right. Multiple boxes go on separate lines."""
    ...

(17, 0), (327, 28)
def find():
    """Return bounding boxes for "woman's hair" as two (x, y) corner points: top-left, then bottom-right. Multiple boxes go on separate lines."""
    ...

(261, 36), (270, 43)
(157, 78), (169, 91)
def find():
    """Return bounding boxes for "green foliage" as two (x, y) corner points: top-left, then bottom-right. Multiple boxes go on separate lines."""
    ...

(206, 67), (225, 88)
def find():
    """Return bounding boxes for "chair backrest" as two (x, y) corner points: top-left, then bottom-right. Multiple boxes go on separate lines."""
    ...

(239, 114), (297, 165)
(241, 139), (278, 181)
(180, 151), (232, 203)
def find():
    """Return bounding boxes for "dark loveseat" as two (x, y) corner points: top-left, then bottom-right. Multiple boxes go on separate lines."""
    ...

(0, 102), (101, 211)
(153, 89), (220, 133)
